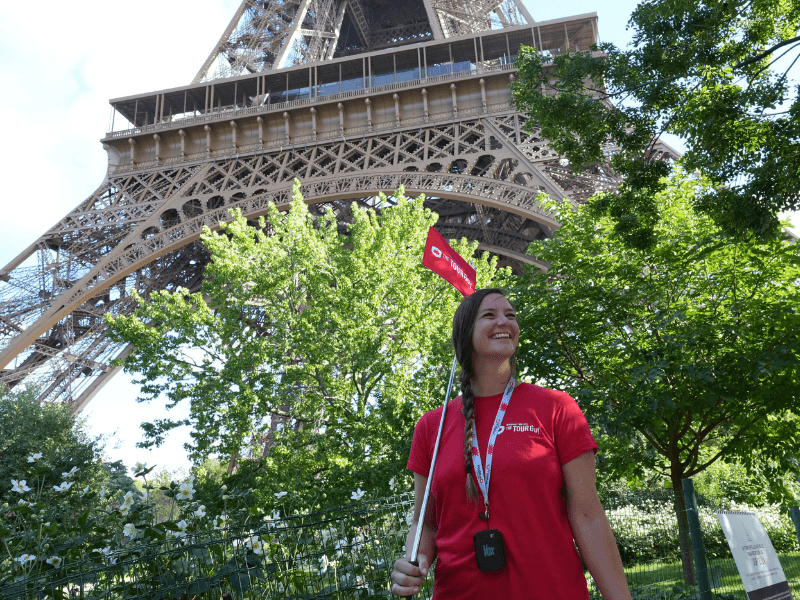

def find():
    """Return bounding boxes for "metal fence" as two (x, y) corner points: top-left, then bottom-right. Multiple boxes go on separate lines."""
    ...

(2, 493), (429, 600)
(4, 487), (799, 600)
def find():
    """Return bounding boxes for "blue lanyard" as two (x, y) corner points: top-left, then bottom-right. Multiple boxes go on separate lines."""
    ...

(470, 378), (515, 520)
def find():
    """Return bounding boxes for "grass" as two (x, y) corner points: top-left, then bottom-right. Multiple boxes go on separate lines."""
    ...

(611, 553), (800, 599)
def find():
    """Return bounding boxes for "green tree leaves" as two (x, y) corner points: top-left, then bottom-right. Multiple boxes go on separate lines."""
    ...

(512, 0), (800, 245)
(509, 172), (800, 499)
(107, 182), (503, 508)
(0, 386), (106, 512)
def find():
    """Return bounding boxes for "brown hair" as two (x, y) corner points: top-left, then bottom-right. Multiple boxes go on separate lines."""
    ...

(451, 288), (511, 503)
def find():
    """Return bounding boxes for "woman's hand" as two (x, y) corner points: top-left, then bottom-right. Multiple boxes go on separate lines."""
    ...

(390, 554), (430, 597)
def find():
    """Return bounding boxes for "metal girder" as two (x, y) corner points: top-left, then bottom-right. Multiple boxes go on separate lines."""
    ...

(326, 0), (349, 60)
(193, 0), (254, 84)
(346, 0), (372, 48)
(195, 0), (531, 82)
(427, 0), (530, 37)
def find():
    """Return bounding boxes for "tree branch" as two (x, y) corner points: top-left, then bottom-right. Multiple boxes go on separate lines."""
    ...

(735, 36), (800, 71)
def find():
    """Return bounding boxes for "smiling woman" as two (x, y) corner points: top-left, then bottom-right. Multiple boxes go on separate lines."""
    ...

(391, 288), (633, 600)
(469, 293), (519, 378)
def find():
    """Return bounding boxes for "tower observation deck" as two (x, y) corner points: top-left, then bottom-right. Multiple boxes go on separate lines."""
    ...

(0, 1), (653, 410)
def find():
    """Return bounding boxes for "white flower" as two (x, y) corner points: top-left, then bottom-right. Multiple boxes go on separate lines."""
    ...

(61, 466), (78, 478)
(246, 535), (264, 555)
(45, 556), (62, 568)
(274, 491), (288, 499)
(119, 492), (134, 513)
(53, 481), (73, 492)
(351, 488), (366, 501)
(99, 487), (107, 501)
(264, 510), (281, 529)
(14, 553), (36, 565)
(80, 486), (90, 497)
(319, 554), (331, 573)
(123, 523), (137, 539)
(94, 546), (112, 555)
(17, 499), (29, 506)
(321, 527), (337, 544)
(389, 477), (397, 491)
(171, 519), (189, 538)
(194, 505), (206, 518)
(11, 479), (31, 493)
(27, 453), (42, 463)
(176, 482), (194, 501)
(221, 484), (228, 492)
(405, 511), (413, 527)
(213, 514), (228, 529)
(133, 461), (147, 473)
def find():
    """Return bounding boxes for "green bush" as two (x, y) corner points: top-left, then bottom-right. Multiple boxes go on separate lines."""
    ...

(605, 495), (800, 565)
(3, 466), (797, 600)
(0, 457), (419, 600)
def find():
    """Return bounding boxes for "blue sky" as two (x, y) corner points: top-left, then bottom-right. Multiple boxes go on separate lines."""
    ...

(0, 0), (794, 475)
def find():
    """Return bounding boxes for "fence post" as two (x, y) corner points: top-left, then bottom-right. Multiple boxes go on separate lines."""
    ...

(682, 478), (713, 600)
(790, 507), (800, 548)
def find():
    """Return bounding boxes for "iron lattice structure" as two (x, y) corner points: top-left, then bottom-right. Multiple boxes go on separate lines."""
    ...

(192, 0), (534, 82)
(0, 0), (677, 410)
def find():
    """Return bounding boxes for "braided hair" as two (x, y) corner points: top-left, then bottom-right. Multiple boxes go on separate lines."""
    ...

(451, 288), (511, 503)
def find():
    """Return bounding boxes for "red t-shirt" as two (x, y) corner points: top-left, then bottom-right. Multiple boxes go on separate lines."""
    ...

(407, 382), (597, 600)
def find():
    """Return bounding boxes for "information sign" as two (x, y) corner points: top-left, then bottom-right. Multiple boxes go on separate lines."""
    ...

(717, 510), (794, 600)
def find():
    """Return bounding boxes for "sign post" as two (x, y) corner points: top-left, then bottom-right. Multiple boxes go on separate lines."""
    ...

(717, 510), (795, 600)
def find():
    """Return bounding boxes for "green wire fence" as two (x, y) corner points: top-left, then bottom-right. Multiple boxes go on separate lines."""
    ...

(4, 487), (799, 600)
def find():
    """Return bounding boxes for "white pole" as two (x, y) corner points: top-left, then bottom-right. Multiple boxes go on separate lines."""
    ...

(410, 354), (459, 565)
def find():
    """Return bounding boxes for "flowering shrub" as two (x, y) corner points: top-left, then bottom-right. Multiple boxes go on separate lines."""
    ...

(2, 461), (796, 600)
(606, 495), (800, 565)
(1, 458), (421, 600)
(0, 460), (257, 598)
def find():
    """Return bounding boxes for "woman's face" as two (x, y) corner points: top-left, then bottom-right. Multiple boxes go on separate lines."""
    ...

(470, 294), (519, 361)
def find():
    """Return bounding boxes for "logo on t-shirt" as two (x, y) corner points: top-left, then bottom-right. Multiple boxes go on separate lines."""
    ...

(498, 423), (541, 434)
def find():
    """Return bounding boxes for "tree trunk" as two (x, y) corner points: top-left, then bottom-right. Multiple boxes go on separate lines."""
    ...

(672, 476), (697, 586)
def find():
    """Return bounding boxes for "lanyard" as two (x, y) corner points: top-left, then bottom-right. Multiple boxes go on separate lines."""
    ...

(470, 377), (515, 520)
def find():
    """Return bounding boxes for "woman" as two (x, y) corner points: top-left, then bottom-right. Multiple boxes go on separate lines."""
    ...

(390, 288), (631, 599)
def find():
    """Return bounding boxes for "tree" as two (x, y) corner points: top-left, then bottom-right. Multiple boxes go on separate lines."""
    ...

(106, 182), (502, 509)
(0, 386), (106, 512)
(511, 0), (800, 247)
(507, 173), (800, 583)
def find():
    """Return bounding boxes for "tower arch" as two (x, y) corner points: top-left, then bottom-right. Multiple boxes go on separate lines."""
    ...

(0, 5), (628, 408)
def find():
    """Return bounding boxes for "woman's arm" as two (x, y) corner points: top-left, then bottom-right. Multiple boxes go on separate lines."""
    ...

(390, 472), (437, 597)
(563, 451), (632, 600)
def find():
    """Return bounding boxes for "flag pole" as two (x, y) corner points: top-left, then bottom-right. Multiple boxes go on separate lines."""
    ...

(409, 353), (459, 566)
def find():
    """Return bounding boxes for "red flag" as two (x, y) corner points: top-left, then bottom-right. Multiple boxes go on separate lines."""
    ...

(422, 227), (476, 297)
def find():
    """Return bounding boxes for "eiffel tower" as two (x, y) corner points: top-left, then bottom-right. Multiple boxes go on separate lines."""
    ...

(0, 0), (631, 410)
